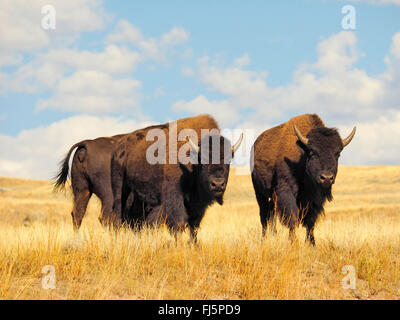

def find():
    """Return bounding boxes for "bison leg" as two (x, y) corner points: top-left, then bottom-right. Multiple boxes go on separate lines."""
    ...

(254, 187), (276, 237)
(189, 227), (198, 244)
(187, 207), (207, 244)
(188, 217), (203, 244)
(302, 213), (317, 246)
(164, 189), (189, 240)
(97, 188), (115, 228)
(267, 199), (277, 235)
(71, 189), (92, 232)
(275, 190), (299, 243)
(145, 205), (165, 227)
(306, 228), (315, 246)
(124, 191), (147, 230)
(110, 157), (125, 230)
(145, 204), (184, 243)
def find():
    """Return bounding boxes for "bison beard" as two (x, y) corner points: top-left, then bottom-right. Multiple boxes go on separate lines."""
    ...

(251, 114), (356, 245)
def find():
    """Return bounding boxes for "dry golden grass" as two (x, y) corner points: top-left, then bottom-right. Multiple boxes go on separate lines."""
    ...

(0, 165), (399, 300)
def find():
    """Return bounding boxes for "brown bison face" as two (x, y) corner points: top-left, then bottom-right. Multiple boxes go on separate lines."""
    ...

(187, 134), (243, 204)
(294, 125), (356, 189)
(200, 162), (230, 204)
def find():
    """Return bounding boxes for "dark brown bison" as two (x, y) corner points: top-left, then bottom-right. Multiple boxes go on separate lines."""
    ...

(250, 114), (356, 245)
(53, 134), (128, 231)
(110, 114), (243, 242)
(110, 114), (221, 228)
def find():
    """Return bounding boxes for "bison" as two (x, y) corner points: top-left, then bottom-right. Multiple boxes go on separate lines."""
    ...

(110, 115), (221, 228)
(250, 114), (356, 245)
(110, 114), (243, 242)
(54, 134), (128, 231)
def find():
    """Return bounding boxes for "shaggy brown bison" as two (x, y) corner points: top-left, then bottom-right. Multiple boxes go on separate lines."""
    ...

(110, 114), (243, 242)
(250, 114), (356, 245)
(54, 134), (128, 231)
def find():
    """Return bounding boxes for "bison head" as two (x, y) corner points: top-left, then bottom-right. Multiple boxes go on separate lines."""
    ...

(185, 133), (243, 204)
(294, 125), (356, 190)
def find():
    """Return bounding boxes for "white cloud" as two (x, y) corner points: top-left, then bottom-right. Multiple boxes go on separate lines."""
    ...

(198, 56), (271, 112)
(0, 1), (143, 110)
(0, 0), (49, 53)
(160, 27), (190, 46)
(233, 54), (250, 68)
(181, 66), (195, 77)
(0, 53), (23, 68)
(1, 64), (41, 94)
(106, 20), (190, 62)
(41, 45), (143, 75)
(53, 0), (109, 33)
(105, 19), (143, 44)
(36, 70), (141, 113)
(195, 31), (397, 124)
(1, 44), (144, 94)
(0, 0), (109, 55)
(1, 16), (191, 114)
(389, 33), (400, 60)
(314, 32), (360, 73)
(172, 95), (240, 127)
(338, 111), (400, 165)
(0, 115), (153, 179)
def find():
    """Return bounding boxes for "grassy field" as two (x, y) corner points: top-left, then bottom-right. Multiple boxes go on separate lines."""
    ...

(0, 165), (399, 300)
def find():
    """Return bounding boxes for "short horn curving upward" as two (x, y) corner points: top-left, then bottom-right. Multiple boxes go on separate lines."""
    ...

(232, 132), (244, 153)
(294, 125), (309, 145)
(342, 127), (356, 148)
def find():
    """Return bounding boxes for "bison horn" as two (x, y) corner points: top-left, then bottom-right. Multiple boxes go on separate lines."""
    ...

(342, 126), (356, 148)
(187, 138), (200, 153)
(294, 125), (309, 145)
(232, 132), (244, 153)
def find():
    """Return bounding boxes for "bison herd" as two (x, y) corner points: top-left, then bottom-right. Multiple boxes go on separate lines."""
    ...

(54, 113), (356, 245)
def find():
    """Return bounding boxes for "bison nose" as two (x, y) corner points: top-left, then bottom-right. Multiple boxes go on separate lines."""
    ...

(319, 173), (334, 184)
(210, 179), (225, 191)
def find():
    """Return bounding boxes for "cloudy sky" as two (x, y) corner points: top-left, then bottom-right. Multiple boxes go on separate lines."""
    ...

(0, 0), (400, 179)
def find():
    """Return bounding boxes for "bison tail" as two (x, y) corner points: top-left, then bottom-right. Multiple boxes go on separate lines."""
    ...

(53, 141), (87, 192)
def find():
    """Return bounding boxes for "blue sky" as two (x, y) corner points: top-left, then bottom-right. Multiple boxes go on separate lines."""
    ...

(0, 0), (400, 178)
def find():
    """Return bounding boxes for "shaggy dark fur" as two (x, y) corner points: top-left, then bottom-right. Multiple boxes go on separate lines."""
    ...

(110, 115), (239, 242)
(251, 114), (355, 245)
(123, 134), (235, 243)
(110, 122), (170, 228)
(181, 135), (235, 242)
(53, 134), (127, 231)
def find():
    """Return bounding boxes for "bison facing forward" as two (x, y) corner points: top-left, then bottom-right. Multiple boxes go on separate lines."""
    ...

(111, 114), (243, 242)
(138, 133), (242, 242)
(110, 115), (221, 230)
(251, 114), (356, 245)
